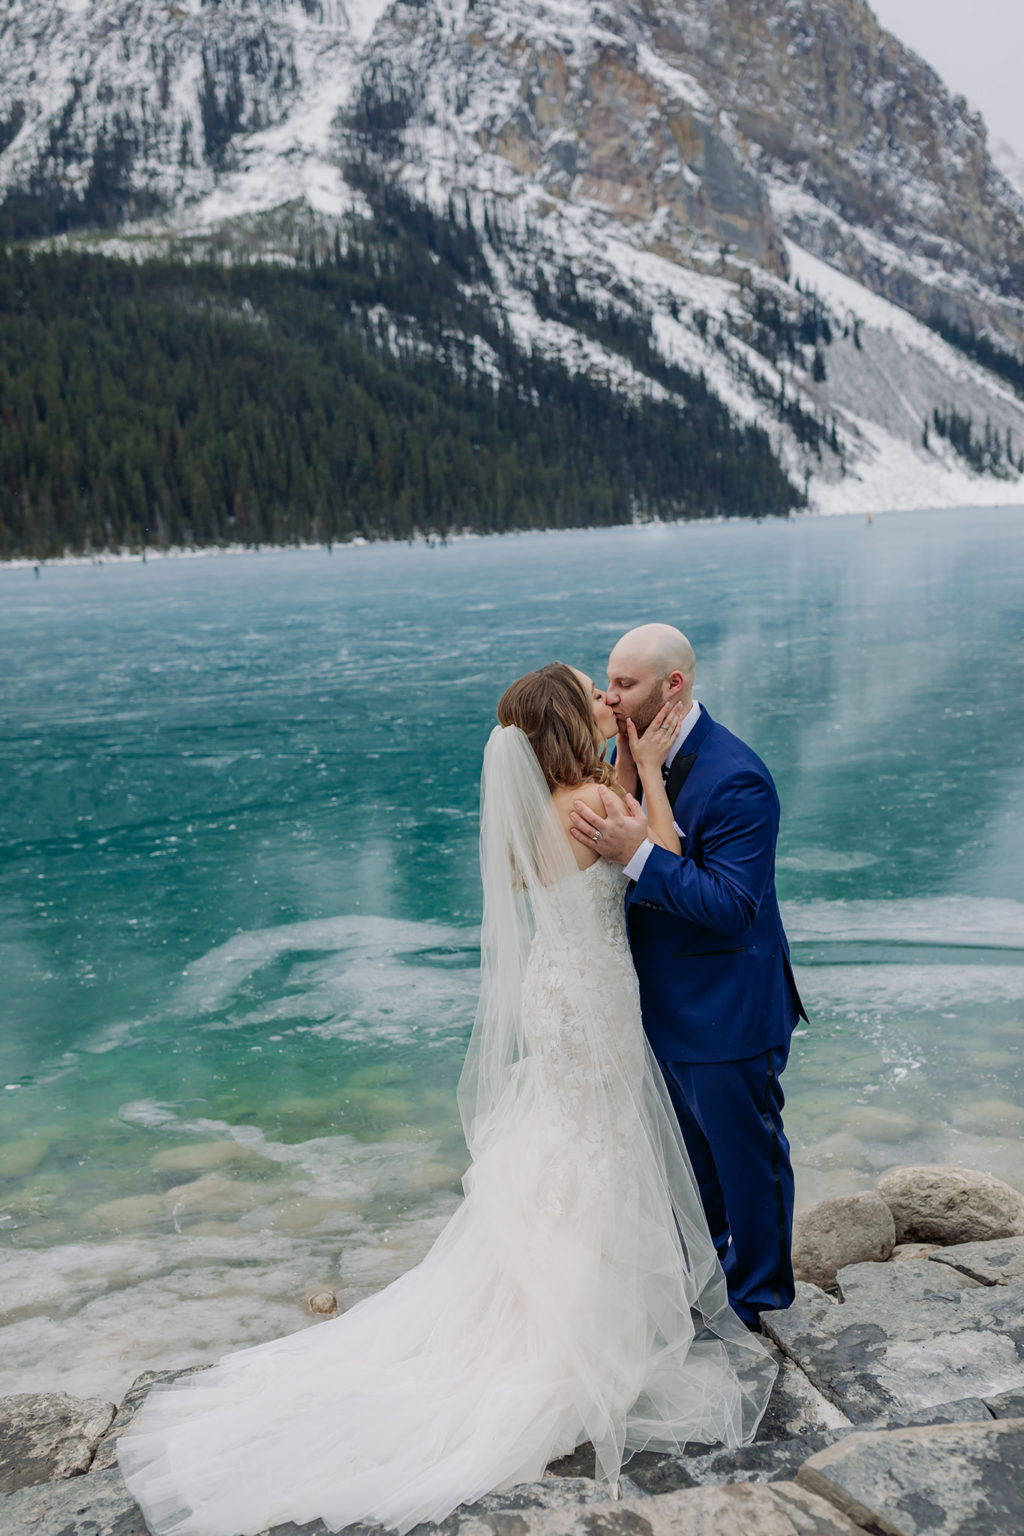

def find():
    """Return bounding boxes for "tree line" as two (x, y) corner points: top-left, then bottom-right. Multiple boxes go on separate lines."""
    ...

(0, 187), (801, 559)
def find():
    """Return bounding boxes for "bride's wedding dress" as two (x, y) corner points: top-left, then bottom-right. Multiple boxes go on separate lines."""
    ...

(118, 728), (775, 1536)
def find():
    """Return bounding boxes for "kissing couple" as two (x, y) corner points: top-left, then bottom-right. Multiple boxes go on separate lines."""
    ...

(119, 623), (807, 1536)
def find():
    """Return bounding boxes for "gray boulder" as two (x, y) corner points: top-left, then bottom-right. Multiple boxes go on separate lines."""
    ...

(0, 1392), (115, 1494)
(876, 1164), (1024, 1245)
(496, 1482), (868, 1535)
(792, 1193), (895, 1288)
(0, 1467), (869, 1536)
(763, 1263), (1024, 1424)
(928, 1235), (1024, 1286)
(985, 1388), (1024, 1418)
(0, 1466), (147, 1536)
(622, 1432), (847, 1496)
(756, 1344), (853, 1440)
(797, 1418), (1024, 1535)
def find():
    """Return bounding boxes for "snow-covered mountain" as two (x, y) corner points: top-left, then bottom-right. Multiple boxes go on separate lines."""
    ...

(3, 0), (1024, 515)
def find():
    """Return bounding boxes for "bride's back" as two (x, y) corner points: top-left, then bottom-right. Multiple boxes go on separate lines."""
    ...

(550, 781), (604, 870)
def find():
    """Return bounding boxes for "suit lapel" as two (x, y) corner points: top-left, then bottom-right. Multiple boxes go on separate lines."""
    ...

(664, 749), (696, 804)
(665, 705), (713, 803)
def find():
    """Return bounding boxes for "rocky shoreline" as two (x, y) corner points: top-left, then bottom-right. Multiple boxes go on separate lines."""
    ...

(3, 1164), (1024, 1536)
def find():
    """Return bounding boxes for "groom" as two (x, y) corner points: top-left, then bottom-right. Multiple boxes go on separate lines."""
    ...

(569, 623), (805, 1327)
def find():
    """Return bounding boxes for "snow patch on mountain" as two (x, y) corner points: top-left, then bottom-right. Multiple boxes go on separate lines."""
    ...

(786, 244), (1024, 514)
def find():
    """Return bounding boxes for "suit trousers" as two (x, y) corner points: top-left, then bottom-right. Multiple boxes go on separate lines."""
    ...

(657, 1045), (795, 1325)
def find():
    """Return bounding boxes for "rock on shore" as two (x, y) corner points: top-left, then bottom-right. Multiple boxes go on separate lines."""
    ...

(791, 1193), (895, 1288)
(798, 1420), (1024, 1535)
(0, 1393), (115, 1494)
(792, 1164), (1024, 1284)
(876, 1165), (1024, 1246)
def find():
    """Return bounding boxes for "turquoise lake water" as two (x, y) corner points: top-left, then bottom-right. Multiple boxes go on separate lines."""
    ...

(2, 505), (1023, 1398)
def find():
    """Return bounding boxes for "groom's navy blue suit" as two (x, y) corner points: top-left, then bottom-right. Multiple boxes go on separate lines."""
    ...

(626, 705), (805, 1324)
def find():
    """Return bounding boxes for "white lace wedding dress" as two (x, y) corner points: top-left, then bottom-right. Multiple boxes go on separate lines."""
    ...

(118, 728), (775, 1536)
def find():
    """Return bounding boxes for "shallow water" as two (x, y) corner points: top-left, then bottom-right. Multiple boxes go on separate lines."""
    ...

(1, 506), (1023, 1398)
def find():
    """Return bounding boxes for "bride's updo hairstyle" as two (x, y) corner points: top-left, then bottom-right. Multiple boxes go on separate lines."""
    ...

(497, 663), (620, 795)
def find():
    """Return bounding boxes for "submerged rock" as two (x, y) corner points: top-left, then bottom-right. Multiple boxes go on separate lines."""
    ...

(87, 1193), (166, 1231)
(950, 1097), (1024, 1136)
(0, 1392), (115, 1494)
(0, 1136), (50, 1180)
(149, 1140), (270, 1178)
(842, 1106), (919, 1143)
(792, 1193), (895, 1288)
(267, 1196), (350, 1236)
(876, 1165), (1024, 1245)
(162, 1172), (265, 1221)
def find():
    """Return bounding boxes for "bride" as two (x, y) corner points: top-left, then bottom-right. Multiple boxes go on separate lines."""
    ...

(117, 662), (776, 1536)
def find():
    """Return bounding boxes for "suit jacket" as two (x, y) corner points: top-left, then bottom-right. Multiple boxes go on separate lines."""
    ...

(627, 705), (806, 1064)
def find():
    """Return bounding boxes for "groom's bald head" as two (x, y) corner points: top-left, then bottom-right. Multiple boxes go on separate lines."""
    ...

(606, 624), (695, 733)
(615, 624), (696, 689)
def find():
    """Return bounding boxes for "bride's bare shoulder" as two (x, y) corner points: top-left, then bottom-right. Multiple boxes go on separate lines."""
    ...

(550, 780), (606, 817)
(550, 781), (606, 868)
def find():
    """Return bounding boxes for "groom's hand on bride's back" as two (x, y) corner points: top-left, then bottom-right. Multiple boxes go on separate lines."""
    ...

(570, 786), (647, 864)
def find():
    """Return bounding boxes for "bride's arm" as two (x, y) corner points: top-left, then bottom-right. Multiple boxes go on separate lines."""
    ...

(611, 727), (638, 798)
(627, 701), (685, 856)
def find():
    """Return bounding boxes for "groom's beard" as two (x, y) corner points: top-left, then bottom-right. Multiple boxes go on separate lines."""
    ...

(623, 684), (666, 736)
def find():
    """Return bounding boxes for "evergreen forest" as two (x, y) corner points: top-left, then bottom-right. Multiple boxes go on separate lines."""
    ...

(0, 184), (801, 559)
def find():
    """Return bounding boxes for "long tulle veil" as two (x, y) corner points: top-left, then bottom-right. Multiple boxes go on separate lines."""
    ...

(458, 725), (776, 1478)
(457, 723), (576, 1150)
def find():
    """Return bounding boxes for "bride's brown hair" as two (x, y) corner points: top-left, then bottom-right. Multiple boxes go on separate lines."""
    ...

(497, 663), (621, 795)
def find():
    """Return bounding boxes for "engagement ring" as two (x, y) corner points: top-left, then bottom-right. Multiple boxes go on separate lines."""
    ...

(592, 831), (601, 841)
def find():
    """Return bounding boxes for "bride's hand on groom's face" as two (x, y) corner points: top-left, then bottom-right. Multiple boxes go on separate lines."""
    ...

(570, 786), (648, 865)
(629, 700), (686, 776)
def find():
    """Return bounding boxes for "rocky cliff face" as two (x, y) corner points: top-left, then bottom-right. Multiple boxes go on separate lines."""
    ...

(642, 0), (1024, 351)
(383, 0), (790, 274)
(2, 0), (1023, 513)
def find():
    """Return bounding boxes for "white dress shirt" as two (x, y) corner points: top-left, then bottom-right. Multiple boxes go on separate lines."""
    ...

(622, 698), (701, 882)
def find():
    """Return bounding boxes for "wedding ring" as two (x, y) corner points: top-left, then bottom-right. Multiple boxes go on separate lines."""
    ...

(592, 830), (601, 842)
